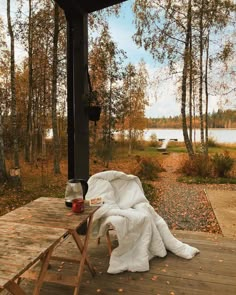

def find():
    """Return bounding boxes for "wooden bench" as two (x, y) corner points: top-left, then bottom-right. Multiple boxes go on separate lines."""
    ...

(157, 139), (170, 152)
(157, 138), (178, 152)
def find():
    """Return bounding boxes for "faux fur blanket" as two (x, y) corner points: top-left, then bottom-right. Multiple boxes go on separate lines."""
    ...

(86, 170), (199, 274)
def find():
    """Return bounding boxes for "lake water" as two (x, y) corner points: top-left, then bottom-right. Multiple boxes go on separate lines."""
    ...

(144, 128), (236, 144)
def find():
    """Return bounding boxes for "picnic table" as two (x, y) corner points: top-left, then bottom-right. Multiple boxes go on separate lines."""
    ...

(0, 197), (98, 295)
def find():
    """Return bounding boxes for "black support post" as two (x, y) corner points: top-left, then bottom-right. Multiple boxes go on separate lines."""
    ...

(66, 13), (89, 181)
(67, 21), (74, 180)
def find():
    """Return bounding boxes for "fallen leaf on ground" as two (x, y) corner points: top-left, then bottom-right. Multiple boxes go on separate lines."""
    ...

(151, 275), (158, 281)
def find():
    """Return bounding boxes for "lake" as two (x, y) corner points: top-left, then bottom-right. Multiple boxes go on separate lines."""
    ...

(144, 128), (236, 144)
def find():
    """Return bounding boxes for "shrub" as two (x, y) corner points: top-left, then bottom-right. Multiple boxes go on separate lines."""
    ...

(142, 182), (157, 202)
(132, 139), (145, 151)
(95, 140), (115, 165)
(149, 133), (158, 147)
(207, 136), (219, 148)
(211, 151), (234, 177)
(132, 157), (163, 181)
(180, 154), (213, 177)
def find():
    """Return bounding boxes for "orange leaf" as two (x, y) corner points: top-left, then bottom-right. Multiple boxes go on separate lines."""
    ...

(151, 275), (158, 281)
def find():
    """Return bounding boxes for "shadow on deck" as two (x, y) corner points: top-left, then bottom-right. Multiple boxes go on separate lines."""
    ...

(17, 230), (236, 295)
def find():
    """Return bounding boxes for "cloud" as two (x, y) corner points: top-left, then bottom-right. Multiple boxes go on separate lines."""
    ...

(145, 75), (181, 118)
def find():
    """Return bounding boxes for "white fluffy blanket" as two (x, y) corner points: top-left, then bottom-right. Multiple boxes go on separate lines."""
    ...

(86, 170), (199, 274)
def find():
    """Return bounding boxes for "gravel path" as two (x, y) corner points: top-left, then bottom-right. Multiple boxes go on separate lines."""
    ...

(152, 153), (236, 234)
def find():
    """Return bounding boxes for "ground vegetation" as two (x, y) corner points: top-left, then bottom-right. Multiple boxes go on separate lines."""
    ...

(1, 143), (235, 235)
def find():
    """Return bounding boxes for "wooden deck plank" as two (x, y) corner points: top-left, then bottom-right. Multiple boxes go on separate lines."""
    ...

(12, 231), (236, 295)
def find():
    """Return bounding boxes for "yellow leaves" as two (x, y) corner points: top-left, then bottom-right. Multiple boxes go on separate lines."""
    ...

(57, 261), (64, 272)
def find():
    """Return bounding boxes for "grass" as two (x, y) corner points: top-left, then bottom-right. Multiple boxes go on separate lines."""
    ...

(115, 141), (236, 185)
(1, 140), (236, 216)
(113, 139), (236, 156)
(208, 146), (236, 154)
(178, 176), (236, 184)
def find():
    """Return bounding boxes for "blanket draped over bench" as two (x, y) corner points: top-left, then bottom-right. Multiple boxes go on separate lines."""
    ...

(86, 170), (200, 274)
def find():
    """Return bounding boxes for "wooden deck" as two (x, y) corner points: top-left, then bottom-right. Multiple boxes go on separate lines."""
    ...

(2, 230), (234, 295)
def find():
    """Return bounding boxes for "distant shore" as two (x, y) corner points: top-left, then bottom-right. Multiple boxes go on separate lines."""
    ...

(143, 128), (236, 144)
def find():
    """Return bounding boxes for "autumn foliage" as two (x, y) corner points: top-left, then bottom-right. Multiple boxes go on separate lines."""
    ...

(180, 152), (235, 178)
(132, 155), (164, 181)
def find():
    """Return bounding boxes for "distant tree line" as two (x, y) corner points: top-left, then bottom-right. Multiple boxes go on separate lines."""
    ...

(147, 110), (236, 129)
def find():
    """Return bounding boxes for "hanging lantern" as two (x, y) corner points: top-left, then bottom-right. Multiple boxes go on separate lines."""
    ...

(88, 105), (101, 122)
(85, 68), (101, 124)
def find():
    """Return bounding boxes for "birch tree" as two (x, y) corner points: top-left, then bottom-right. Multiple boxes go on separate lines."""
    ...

(7, 0), (20, 176)
(133, 0), (235, 157)
(122, 61), (148, 155)
(89, 25), (126, 167)
(25, 0), (33, 162)
(181, 0), (194, 156)
(51, 2), (61, 174)
(0, 18), (8, 182)
(134, 0), (195, 156)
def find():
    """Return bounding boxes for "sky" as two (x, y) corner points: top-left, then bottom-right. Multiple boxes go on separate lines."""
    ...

(106, 0), (182, 118)
(0, 0), (230, 118)
(106, 0), (223, 118)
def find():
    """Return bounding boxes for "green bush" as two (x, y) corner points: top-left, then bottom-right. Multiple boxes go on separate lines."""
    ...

(207, 136), (219, 148)
(95, 140), (115, 164)
(211, 151), (234, 177)
(149, 133), (158, 147)
(180, 151), (234, 179)
(180, 154), (213, 177)
(142, 182), (157, 202)
(132, 157), (163, 181)
(132, 139), (145, 151)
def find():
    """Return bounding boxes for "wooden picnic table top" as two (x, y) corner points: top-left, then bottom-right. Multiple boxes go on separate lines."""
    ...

(0, 197), (99, 294)
(0, 221), (66, 289)
(0, 197), (98, 230)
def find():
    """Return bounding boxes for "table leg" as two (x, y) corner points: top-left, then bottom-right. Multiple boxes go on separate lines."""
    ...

(33, 246), (54, 295)
(5, 280), (26, 295)
(71, 215), (96, 295)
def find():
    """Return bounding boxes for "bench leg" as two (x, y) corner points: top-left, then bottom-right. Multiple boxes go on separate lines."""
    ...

(106, 229), (113, 256)
(71, 215), (95, 295)
(5, 281), (26, 295)
(33, 247), (54, 295)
